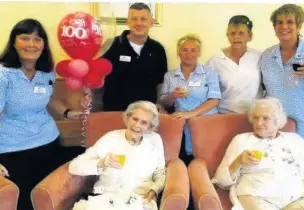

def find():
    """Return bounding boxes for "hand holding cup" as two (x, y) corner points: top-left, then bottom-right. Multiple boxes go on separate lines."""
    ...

(252, 150), (263, 161)
(97, 153), (122, 169)
(116, 154), (126, 166)
(237, 150), (261, 167)
(293, 63), (304, 77)
(171, 87), (188, 99)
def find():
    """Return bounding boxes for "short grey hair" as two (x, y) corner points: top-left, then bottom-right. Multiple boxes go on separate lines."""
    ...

(123, 101), (159, 131)
(270, 4), (304, 28)
(177, 33), (202, 53)
(247, 97), (287, 129)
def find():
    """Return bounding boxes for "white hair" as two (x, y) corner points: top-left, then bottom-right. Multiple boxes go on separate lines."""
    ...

(123, 101), (159, 131)
(247, 97), (287, 129)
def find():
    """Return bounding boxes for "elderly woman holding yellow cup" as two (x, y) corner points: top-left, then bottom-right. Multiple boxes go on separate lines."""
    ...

(213, 97), (304, 210)
(69, 101), (166, 210)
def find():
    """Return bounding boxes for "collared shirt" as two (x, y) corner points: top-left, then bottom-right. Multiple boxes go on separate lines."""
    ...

(0, 65), (59, 153)
(206, 48), (263, 114)
(160, 64), (221, 114)
(260, 38), (304, 138)
(96, 30), (168, 112)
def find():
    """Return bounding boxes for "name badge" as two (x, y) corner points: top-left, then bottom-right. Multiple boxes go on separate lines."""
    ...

(34, 86), (46, 94)
(189, 81), (201, 87)
(119, 55), (131, 62)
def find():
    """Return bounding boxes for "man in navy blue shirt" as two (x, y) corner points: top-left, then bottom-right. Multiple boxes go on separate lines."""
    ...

(91, 2), (168, 112)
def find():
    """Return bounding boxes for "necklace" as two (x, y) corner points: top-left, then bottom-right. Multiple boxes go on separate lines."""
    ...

(254, 132), (280, 140)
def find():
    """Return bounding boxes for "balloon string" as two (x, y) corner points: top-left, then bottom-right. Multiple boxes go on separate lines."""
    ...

(81, 88), (92, 147)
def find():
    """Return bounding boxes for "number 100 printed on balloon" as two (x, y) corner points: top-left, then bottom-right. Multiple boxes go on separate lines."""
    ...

(58, 12), (103, 60)
(61, 21), (101, 39)
(56, 12), (112, 91)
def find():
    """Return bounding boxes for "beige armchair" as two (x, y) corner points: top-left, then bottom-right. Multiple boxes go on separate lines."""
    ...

(187, 114), (296, 210)
(0, 176), (19, 210)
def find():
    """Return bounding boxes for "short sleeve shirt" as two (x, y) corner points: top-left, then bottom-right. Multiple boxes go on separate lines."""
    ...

(160, 64), (221, 115)
(101, 30), (168, 111)
(205, 49), (262, 114)
(260, 39), (304, 138)
(0, 65), (59, 153)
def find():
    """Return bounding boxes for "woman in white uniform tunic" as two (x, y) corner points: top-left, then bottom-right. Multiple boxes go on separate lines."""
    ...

(206, 15), (263, 114)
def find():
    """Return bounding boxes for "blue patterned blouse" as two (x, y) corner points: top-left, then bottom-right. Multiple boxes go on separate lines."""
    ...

(160, 64), (221, 114)
(0, 65), (59, 153)
(260, 38), (304, 138)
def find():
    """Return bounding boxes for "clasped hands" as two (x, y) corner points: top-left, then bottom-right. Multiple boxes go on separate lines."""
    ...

(169, 87), (198, 120)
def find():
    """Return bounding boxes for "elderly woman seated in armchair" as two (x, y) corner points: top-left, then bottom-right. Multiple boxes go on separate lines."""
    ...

(69, 101), (166, 210)
(213, 97), (304, 210)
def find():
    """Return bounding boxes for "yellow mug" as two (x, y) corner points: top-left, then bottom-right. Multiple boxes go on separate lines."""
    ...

(252, 150), (263, 161)
(116, 155), (126, 166)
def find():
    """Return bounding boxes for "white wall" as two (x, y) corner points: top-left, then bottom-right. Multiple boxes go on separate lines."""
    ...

(114, 3), (304, 70)
(1, 3), (303, 70)
(0, 2), (91, 63)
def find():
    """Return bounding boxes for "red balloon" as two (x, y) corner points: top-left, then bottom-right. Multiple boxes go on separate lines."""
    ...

(89, 58), (112, 76)
(66, 77), (83, 91)
(68, 59), (89, 78)
(57, 12), (103, 60)
(56, 60), (71, 78)
(83, 71), (104, 89)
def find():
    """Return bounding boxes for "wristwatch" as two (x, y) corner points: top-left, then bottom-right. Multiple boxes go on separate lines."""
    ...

(63, 109), (72, 119)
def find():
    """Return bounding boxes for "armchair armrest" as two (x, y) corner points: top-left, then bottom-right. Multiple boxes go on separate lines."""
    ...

(0, 176), (19, 210)
(160, 158), (189, 210)
(188, 159), (222, 210)
(31, 162), (94, 210)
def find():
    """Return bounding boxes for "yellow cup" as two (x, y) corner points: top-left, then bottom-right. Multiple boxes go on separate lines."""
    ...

(252, 150), (263, 161)
(116, 155), (126, 166)
(179, 88), (188, 96)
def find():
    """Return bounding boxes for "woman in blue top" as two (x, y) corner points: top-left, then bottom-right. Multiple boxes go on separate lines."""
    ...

(0, 19), (83, 210)
(160, 33), (221, 164)
(260, 4), (304, 138)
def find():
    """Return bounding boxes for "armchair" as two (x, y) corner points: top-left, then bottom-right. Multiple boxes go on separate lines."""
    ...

(31, 112), (189, 210)
(0, 176), (19, 210)
(187, 114), (296, 210)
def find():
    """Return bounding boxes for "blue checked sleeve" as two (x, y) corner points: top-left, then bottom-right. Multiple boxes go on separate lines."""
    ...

(205, 66), (221, 100)
(0, 67), (8, 113)
(159, 72), (170, 102)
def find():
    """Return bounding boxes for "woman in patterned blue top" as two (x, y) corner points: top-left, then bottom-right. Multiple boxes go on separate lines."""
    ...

(260, 4), (304, 138)
(160, 33), (221, 164)
(0, 19), (83, 210)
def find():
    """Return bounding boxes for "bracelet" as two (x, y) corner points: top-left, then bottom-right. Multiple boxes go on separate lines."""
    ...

(63, 109), (71, 119)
